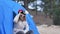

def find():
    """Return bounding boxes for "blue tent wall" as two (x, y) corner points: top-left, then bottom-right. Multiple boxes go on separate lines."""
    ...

(2, 0), (26, 14)
(0, 1), (13, 34)
(0, 0), (39, 34)
(0, 5), (5, 34)
(26, 14), (39, 34)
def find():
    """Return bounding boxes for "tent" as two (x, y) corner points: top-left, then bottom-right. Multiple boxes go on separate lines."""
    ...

(0, 0), (39, 34)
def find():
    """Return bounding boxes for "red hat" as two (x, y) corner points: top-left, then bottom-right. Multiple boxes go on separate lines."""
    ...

(18, 10), (23, 13)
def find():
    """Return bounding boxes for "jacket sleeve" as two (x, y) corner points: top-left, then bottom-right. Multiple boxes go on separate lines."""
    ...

(14, 13), (20, 23)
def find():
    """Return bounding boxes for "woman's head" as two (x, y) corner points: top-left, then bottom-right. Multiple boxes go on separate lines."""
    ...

(19, 13), (26, 21)
(18, 10), (26, 21)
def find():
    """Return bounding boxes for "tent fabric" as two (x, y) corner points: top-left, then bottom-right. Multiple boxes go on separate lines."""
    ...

(0, 0), (26, 34)
(3, 0), (26, 14)
(0, 0), (39, 34)
(0, 5), (5, 34)
(26, 14), (39, 34)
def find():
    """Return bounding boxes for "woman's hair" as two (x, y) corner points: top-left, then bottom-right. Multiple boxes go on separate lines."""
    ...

(21, 12), (25, 15)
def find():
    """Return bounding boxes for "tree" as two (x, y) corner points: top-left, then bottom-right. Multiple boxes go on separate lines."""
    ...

(43, 0), (60, 25)
(24, 0), (35, 10)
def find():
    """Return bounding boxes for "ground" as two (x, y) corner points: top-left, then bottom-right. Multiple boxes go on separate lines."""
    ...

(29, 11), (60, 34)
(37, 25), (60, 34)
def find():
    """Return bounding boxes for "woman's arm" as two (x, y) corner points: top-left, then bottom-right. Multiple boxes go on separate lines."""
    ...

(14, 13), (21, 23)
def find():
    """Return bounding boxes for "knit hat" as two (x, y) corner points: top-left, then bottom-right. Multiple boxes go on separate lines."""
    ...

(18, 10), (23, 13)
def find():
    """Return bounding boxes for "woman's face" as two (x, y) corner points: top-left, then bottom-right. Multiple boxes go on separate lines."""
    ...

(19, 13), (26, 21)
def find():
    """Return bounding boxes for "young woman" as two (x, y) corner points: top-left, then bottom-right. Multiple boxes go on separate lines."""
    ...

(13, 10), (33, 34)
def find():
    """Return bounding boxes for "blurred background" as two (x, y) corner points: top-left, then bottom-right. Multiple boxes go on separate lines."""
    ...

(13, 0), (60, 34)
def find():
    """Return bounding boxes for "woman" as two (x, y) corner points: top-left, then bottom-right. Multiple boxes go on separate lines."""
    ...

(13, 10), (33, 34)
